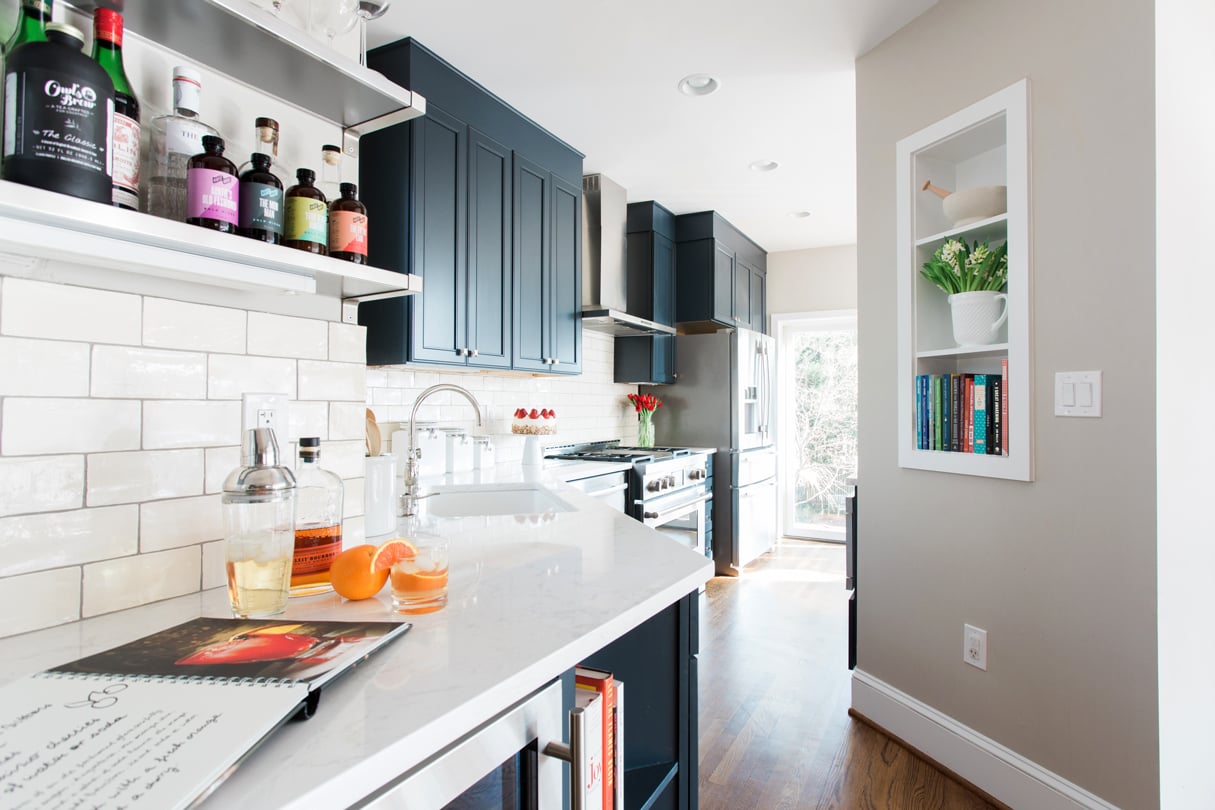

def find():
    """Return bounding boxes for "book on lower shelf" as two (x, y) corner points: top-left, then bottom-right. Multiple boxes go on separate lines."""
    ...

(0, 617), (410, 810)
(576, 665), (616, 809)
(575, 687), (605, 810)
(915, 367), (1009, 456)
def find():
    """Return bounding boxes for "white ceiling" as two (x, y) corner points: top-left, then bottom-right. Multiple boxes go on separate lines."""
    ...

(367, 0), (937, 253)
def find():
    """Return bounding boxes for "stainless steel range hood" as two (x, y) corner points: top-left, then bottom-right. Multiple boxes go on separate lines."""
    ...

(581, 174), (677, 337)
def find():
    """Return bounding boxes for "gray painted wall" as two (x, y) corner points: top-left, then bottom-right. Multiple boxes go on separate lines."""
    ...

(855, 1), (1157, 808)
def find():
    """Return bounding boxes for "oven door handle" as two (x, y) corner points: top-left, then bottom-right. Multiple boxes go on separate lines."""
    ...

(640, 492), (713, 523)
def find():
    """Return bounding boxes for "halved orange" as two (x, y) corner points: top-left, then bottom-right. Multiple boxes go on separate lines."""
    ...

(371, 538), (418, 572)
(330, 545), (389, 600)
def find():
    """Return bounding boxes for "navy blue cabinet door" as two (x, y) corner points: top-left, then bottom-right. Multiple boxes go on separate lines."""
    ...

(550, 174), (581, 373)
(713, 242), (735, 325)
(653, 232), (676, 327)
(467, 128), (512, 368)
(749, 266), (766, 334)
(359, 121), (410, 365)
(734, 257), (756, 330)
(512, 156), (550, 371)
(411, 107), (468, 365)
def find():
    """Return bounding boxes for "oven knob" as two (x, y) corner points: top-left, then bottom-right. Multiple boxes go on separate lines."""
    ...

(647, 480), (661, 492)
(667, 475), (676, 488)
(644, 511), (658, 519)
(660, 478), (669, 490)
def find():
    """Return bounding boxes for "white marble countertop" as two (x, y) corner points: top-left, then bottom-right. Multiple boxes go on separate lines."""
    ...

(0, 470), (712, 808)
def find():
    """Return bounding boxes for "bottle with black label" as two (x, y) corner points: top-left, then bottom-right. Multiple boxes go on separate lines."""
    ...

(328, 182), (368, 264)
(2, 23), (114, 204)
(283, 168), (327, 255)
(238, 152), (284, 244)
(186, 135), (238, 233)
(90, 8), (140, 210)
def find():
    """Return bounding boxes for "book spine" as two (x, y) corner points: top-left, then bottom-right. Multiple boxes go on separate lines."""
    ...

(950, 373), (962, 451)
(940, 373), (951, 453)
(614, 681), (624, 810)
(973, 374), (988, 454)
(1001, 358), (1009, 456)
(576, 668), (615, 809)
(933, 376), (942, 454)
(991, 375), (1003, 455)
(920, 375), (929, 450)
(964, 375), (974, 453)
(574, 690), (605, 810)
(916, 374), (924, 450)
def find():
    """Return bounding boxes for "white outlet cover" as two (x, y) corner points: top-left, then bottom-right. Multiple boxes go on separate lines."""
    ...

(241, 393), (289, 446)
(1055, 371), (1102, 417)
(964, 623), (988, 671)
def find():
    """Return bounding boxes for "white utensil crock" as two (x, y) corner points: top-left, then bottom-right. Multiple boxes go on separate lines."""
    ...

(363, 454), (398, 537)
(948, 290), (1008, 347)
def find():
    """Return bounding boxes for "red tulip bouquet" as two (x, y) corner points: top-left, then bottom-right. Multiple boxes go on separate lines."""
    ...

(626, 393), (663, 448)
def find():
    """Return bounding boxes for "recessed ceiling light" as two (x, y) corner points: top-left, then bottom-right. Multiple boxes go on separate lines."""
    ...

(749, 159), (780, 173)
(790, 210), (812, 219)
(678, 74), (719, 96)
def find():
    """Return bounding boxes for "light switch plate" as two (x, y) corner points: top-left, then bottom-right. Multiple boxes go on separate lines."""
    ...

(1055, 371), (1102, 417)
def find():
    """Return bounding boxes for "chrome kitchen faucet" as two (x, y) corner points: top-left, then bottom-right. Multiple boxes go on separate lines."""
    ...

(400, 384), (483, 516)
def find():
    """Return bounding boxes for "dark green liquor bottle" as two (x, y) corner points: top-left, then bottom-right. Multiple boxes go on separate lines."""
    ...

(1, 0), (53, 137)
(90, 8), (140, 210)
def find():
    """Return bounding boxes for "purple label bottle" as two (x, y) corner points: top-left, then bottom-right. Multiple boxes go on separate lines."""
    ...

(186, 134), (238, 232)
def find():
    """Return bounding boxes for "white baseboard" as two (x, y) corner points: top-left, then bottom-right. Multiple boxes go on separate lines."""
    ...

(850, 669), (1119, 810)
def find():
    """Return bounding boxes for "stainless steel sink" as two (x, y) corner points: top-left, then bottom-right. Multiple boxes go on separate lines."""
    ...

(426, 484), (575, 518)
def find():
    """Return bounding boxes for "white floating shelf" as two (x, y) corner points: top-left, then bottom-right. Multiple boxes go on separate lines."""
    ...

(0, 180), (420, 304)
(915, 213), (1008, 247)
(916, 343), (1009, 359)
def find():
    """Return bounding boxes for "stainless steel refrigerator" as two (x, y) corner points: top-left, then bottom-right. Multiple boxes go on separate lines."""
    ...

(643, 327), (777, 576)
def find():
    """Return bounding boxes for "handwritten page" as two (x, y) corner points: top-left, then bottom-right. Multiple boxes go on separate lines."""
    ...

(0, 676), (306, 810)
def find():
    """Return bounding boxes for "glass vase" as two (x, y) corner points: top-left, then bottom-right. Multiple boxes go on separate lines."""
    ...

(637, 411), (655, 448)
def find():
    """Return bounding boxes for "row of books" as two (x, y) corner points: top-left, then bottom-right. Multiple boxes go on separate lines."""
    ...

(916, 359), (1009, 455)
(576, 665), (624, 810)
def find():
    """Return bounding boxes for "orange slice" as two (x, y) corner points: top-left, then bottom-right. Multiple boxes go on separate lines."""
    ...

(371, 538), (418, 572)
(390, 567), (449, 592)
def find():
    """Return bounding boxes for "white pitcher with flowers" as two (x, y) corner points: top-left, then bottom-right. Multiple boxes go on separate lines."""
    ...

(920, 239), (1009, 347)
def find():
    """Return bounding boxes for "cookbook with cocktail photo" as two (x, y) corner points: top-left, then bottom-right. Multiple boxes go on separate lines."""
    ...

(0, 617), (410, 810)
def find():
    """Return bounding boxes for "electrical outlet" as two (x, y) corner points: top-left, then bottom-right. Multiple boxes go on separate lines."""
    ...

(241, 393), (289, 445)
(964, 624), (987, 671)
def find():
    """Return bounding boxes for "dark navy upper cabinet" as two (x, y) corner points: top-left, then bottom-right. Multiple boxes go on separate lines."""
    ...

(616, 201), (678, 384)
(513, 162), (581, 373)
(360, 39), (583, 373)
(674, 211), (768, 334)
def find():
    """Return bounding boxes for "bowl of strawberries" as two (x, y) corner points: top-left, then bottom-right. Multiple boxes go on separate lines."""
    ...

(511, 406), (557, 435)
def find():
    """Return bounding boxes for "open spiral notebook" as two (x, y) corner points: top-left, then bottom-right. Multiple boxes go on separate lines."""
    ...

(0, 617), (411, 810)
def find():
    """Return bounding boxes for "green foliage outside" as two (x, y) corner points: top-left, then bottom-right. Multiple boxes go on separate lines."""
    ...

(792, 330), (858, 527)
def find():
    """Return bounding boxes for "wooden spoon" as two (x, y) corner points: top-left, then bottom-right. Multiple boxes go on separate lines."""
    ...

(365, 408), (382, 457)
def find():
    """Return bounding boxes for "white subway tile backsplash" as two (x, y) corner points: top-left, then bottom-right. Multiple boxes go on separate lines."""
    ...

(0, 506), (138, 576)
(0, 278), (141, 344)
(0, 337), (90, 396)
(2, 398), (141, 455)
(289, 401), (329, 441)
(328, 322), (366, 363)
(143, 297), (247, 353)
(140, 495), (224, 552)
(321, 440), (369, 479)
(143, 400), (241, 449)
(87, 449), (204, 506)
(329, 402), (367, 442)
(248, 312), (328, 359)
(82, 547), (200, 617)
(0, 455), (84, 517)
(298, 360), (366, 401)
(366, 369), (388, 388)
(0, 568), (81, 636)
(204, 446), (240, 494)
(201, 540), (226, 590)
(91, 345), (207, 399)
(372, 387), (403, 405)
(386, 370), (414, 388)
(208, 354), (296, 399)
(343, 477), (365, 518)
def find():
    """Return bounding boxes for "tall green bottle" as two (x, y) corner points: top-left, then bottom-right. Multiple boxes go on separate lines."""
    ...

(91, 8), (140, 209)
(1, 1), (53, 142)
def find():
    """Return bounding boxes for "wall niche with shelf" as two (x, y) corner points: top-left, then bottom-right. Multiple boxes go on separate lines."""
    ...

(896, 79), (1033, 481)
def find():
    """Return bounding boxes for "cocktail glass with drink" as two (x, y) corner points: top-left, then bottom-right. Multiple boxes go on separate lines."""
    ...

(390, 533), (449, 615)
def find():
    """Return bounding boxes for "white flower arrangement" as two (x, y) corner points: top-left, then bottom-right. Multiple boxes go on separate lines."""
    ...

(920, 239), (1008, 295)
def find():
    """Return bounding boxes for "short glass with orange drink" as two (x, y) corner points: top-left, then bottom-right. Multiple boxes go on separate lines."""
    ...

(389, 533), (449, 615)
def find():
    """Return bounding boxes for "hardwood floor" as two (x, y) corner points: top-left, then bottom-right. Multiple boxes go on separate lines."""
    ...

(697, 540), (1002, 810)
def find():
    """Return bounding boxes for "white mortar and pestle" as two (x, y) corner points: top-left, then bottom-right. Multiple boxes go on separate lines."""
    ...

(922, 180), (1007, 228)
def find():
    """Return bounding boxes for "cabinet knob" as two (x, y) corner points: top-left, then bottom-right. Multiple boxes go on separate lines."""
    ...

(470, 348), (479, 358)
(551, 358), (559, 367)
(456, 347), (467, 357)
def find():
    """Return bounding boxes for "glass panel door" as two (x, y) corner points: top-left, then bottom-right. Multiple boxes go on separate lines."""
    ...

(775, 312), (858, 542)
